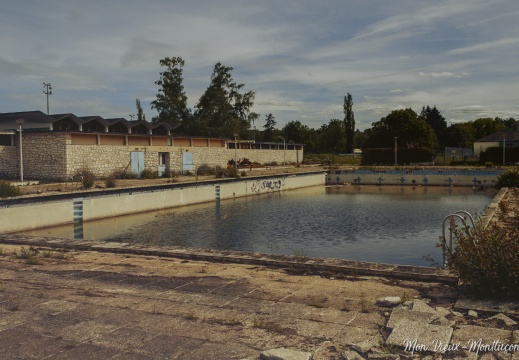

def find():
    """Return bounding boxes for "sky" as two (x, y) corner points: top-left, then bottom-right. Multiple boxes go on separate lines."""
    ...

(1, 0), (519, 131)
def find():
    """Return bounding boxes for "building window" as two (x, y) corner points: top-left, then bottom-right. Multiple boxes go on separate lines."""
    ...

(0, 134), (13, 146)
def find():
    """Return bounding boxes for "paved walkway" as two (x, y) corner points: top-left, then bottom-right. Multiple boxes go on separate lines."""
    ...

(1, 239), (518, 359)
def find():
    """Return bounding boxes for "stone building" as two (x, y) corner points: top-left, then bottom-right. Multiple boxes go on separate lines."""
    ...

(0, 111), (303, 180)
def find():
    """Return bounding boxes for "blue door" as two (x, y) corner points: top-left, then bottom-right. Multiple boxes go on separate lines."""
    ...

(130, 151), (144, 176)
(182, 151), (193, 174)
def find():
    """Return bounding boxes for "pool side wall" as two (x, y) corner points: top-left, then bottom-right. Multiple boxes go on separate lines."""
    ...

(0, 173), (326, 233)
(328, 170), (500, 187)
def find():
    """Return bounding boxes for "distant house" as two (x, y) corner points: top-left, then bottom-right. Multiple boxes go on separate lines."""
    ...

(473, 130), (519, 155)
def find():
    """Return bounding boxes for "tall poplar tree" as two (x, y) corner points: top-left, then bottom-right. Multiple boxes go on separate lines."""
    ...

(135, 99), (145, 121)
(151, 57), (190, 127)
(344, 93), (355, 153)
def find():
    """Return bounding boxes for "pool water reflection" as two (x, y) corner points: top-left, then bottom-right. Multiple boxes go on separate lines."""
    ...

(19, 185), (494, 266)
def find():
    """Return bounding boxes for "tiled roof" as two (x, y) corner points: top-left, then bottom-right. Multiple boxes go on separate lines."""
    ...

(475, 130), (519, 142)
(0, 111), (55, 131)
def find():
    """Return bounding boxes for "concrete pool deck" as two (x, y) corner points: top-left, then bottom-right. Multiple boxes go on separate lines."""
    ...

(1, 220), (518, 359)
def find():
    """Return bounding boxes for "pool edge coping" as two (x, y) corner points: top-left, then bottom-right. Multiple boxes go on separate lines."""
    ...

(0, 233), (457, 284)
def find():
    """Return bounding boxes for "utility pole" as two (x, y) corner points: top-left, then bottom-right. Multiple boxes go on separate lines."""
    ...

(43, 82), (52, 115)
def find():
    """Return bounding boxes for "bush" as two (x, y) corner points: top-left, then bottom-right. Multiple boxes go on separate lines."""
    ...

(76, 169), (96, 189)
(437, 224), (519, 298)
(485, 162), (494, 168)
(197, 164), (215, 176)
(112, 170), (139, 179)
(141, 169), (159, 179)
(495, 169), (519, 189)
(105, 176), (117, 188)
(0, 180), (22, 198)
(161, 169), (173, 178)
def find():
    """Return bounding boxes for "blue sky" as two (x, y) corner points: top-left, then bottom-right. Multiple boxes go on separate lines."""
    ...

(1, 0), (518, 131)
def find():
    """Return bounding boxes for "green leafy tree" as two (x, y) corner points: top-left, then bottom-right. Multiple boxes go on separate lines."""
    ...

(194, 62), (257, 138)
(420, 105), (446, 150)
(151, 57), (191, 128)
(136, 99), (145, 121)
(472, 117), (507, 140)
(263, 113), (276, 141)
(444, 122), (475, 148)
(364, 108), (438, 150)
(343, 93), (355, 153)
(319, 119), (346, 153)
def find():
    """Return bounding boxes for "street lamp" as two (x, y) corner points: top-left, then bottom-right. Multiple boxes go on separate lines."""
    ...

(43, 82), (52, 115)
(233, 134), (238, 170)
(15, 118), (24, 184)
(394, 137), (398, 166)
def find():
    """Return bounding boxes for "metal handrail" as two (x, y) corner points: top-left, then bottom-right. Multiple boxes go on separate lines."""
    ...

(441, 211), (478, 266)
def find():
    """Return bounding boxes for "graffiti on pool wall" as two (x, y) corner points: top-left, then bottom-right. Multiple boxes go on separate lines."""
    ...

(251, 179), (285, 193)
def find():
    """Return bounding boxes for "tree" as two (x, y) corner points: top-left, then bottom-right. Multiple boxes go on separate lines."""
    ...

(281, 120), (310, 144)
(319, 119), (346, 153)
(343, 93), (355, 153)
(136, 99), (145, 121)
(151, 57), (190, 127)
(263, 113), (276, 141)
(472, 117), (507, 140)
(420, 106), (446, 150)
(194, 62), (257, 139)
(364, 108), (438, 150)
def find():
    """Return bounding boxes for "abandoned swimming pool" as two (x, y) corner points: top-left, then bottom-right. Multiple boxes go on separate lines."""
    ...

(17, 185), (494, 266)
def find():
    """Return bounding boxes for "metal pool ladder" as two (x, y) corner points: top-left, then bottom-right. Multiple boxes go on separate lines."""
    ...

(441, 211), (478, 266)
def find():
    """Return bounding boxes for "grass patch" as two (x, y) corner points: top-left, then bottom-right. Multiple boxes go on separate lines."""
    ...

(0, 180), (22, 198)
(14, 246), (44, 265)
(7, 298), (19, 311)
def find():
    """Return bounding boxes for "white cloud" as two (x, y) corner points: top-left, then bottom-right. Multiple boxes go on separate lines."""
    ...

(418, 71), (469, 78)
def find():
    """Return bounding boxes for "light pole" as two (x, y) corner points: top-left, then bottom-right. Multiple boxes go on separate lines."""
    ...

(394, 137), (398, 166)
(503, 134), (506, 165)
(16, 118), (24, 184)
(234, 134), (238, 170)
(43, 82), (52, 115)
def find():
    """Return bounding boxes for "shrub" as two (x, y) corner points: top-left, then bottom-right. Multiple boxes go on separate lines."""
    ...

(0, 180), (22, 198)
(75, 169), (96, 189)
(437, 224), (519, 298)
(105, 176), (117, 188)
(224, 168), (240, 178)
(141, 169), (159, 179)
(112, 170), (139, 179)
(161, 169), (172, 178)
(495, 169), (519, 189)
(197, 164), (215, 176)
(485, 162), (494, 168)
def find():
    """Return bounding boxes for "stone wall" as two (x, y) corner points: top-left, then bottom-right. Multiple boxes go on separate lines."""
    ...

(67, 144), (134, 178)
(23, 133), (68, 180)
(0, 145), (18, 178)
(4, 132), (303, 180)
